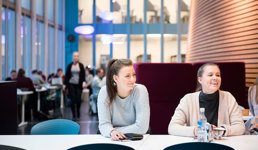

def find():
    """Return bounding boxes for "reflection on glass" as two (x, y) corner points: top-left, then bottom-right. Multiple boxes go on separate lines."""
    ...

(78, 0), (93, 23)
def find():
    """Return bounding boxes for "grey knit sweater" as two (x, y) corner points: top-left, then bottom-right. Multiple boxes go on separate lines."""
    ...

(97, 84), (150, 137)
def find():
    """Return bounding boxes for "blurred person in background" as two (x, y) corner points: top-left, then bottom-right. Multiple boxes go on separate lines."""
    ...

(248, 74), (258, 116)
(64, 52), (85, 120)
(15, 68), (37, 121)
(5, 70), (17, 81)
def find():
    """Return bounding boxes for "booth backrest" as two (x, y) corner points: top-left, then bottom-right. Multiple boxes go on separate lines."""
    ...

(134, 63), (195, 134)
(134, 62), (246, 134)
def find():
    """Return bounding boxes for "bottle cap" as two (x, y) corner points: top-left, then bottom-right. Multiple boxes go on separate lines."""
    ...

(200, 108), (205, 112)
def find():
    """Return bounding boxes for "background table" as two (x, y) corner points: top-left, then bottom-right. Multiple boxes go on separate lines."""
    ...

(17, 90), (33, 127)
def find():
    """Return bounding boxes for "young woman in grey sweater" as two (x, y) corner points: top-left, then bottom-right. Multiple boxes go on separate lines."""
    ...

(97, 59), (150, 141)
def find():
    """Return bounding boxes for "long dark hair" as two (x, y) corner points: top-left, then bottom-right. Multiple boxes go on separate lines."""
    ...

(196, 63), (220, 91)
(106, 59), (133, 104)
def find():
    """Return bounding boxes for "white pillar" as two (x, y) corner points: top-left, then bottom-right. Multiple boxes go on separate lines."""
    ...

(62, 0), (65, 70)
(0, 0), (2, 79)
(44, 0), (49, 76)
(177, 0), (182, 63)
(15, 0), (22, 69)
(31, 0), (37, 70)
(54, 0), (58, 72)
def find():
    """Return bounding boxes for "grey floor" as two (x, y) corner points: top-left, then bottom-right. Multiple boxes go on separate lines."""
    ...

(17, 98), (99, 135)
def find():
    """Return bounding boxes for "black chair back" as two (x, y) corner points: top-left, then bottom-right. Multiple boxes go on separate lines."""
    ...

(67, 143), (134, 150)
(164, 142), (234, 150)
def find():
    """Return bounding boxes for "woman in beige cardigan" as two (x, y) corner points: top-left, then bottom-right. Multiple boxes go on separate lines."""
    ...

(168, 63), (245, 137)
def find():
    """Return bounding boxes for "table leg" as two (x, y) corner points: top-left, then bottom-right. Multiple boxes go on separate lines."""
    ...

(18, 95), (28, 127)
(60, 90), (64, 108)
(37, 93), (40, 111)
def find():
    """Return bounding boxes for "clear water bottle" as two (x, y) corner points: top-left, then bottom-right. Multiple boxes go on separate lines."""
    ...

(197, 108), (208, 142)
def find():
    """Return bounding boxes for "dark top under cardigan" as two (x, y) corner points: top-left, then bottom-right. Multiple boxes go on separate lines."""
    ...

(199, 90), (219, 126)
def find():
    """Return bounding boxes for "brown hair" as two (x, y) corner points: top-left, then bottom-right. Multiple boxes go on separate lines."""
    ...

(17, 68), (25, 77)
(106, 59), (133, 104)
(196, 63), (220, 91)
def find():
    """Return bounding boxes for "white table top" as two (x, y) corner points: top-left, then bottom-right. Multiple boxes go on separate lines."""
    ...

(17, 90), (33, 96)
(243, 115), (253, 121)
(140, 135), (258, 150)
(0, 135), (257, 150)
(0, 135), (148, 150)
(36, 87), (47, 92)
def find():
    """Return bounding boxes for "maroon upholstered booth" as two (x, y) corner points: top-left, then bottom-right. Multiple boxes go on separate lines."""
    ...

(134, 63), (195, 134)
(134, 62), (246, 134)
(192, 62), (247, 108)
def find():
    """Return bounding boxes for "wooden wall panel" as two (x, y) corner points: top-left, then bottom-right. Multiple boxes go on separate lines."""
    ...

(186, 0), (258, 87)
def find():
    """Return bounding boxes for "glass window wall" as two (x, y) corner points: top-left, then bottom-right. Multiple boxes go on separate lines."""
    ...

(130, 0), (143, 23)
(58, 30), (64, 69)
(130, 35), (144, 63)
(147, 0), (160, 23)
(36, 21), (45, 72)
(78, 0), (93, 23)
(78, 35), (93, 68)
(48, 0), (54, 21)
(58, 0), (63, 25)
(113, 34), (127, 58)
(113, 0), (127, 24)
(2, 7), (7, 80)
(36, 0), (44, 16)
(21, 16), (32, 77)
(7, 9), (15, 75)
(22, 0), (31, 10)
(96, 0), (110, 23)
(48, 26), (55, 74)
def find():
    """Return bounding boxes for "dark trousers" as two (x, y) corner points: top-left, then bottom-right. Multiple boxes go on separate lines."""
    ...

(68, 84), (82, 118)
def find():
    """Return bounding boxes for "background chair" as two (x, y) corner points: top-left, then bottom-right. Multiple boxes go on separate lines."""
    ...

(0, 145), (25, 150)
(68, 143), (134, 150)
(30, 119), (80, 135)
(164, 142), (234, 150)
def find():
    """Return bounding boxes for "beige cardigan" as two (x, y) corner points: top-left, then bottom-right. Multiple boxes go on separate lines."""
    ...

(168, 90), (245, 137)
